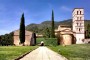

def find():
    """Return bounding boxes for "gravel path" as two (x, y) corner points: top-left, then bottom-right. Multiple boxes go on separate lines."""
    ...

(20, 46), (68, 60)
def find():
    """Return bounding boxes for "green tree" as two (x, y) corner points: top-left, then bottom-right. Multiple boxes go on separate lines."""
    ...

(43, 27), (50, 38)
(51, 10), (55, 38)
(86, 24), (90, 38)
(8, 32), (14, 45)
(46, 28), (50, 38)
(0, 32), (13, 46)
(19, 13), (25, 44)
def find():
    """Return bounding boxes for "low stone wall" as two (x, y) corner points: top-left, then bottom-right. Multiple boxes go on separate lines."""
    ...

(84, 39), (90, 43)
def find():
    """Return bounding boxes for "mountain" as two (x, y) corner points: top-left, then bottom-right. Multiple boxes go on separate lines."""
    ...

(25, 19), (90, 34)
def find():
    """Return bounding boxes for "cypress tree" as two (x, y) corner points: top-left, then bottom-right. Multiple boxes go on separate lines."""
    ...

(51, 10), (55, 38)
(19, 13), (25, 44)
(87, 24), (90, 38)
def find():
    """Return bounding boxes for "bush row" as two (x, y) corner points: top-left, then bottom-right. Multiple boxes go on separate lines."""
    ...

(36, 38), (58, 46)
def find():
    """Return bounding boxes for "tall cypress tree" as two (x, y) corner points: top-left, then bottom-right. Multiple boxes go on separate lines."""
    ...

(51, 10), (55, 38)
(87, 24), (90, 38)
(19, 13), (25, 44)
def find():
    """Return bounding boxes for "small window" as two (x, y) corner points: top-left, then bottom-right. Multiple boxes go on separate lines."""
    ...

(79, 28), (80, 32)
(77, 11), (78, 15)
(80, 11), (82, 14)
(80, 17), (82, 20)
(77, 17), (79, 20)
(77, 23), (78, 26)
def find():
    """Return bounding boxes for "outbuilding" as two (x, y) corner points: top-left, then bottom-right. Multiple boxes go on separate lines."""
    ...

(14, 30), (36, 46)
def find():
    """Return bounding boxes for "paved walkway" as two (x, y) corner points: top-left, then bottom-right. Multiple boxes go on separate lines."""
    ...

(20, 46), (67, 60)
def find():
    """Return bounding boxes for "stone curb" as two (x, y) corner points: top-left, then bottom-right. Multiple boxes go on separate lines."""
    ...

(14, 48), (37, 60)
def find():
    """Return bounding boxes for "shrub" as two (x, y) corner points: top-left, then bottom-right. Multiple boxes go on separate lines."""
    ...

(36, 38), (58, 46)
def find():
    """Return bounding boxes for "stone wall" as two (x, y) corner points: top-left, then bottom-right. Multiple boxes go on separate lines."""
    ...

(83, 39), (90, 43)
(14, 30), (35, 46)
(56, 27), (75, 45)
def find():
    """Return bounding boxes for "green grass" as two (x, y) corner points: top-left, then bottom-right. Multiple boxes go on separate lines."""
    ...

(0, 46), (38, 60)
(36, 38), (57, 46)
(49, 44), (90, 60)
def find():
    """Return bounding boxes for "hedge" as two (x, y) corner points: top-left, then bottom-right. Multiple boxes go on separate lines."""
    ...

(36, 38), (58, 46)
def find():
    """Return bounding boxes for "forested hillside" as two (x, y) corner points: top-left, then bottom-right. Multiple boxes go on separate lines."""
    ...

(0, 19), (90, 45)
(25, 19), (90, 34)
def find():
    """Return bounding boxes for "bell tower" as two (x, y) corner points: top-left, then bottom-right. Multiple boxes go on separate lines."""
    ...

(72, 8), (85, 44)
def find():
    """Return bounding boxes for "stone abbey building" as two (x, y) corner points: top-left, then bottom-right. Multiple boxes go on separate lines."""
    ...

(14, 30), (36, 46)
(13, 8), (85, 46)
(56, 8), (85, 45)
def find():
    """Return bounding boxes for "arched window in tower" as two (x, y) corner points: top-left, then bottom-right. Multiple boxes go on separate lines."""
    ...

(77, 23), (78, 26)
(80, 11), (82, 14)
(77, 11), (78, 15)
(79, 28), (80, 32)
(80, 17), (82, 20)
(77, 17), (79, 20)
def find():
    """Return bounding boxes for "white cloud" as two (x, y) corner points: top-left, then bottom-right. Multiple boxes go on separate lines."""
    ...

(60, 6), (71, 12)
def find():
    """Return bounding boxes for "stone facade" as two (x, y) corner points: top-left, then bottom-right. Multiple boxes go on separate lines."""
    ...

(56, 25), (75, 45)
(14, 30), (35, 46)
(83, 39), (90, 43)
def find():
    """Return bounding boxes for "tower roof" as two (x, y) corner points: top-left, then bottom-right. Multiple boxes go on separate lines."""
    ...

(73, 8), (84, 12)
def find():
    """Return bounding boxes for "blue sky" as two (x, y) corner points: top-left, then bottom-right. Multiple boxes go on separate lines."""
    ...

(0, 0), (90, 35)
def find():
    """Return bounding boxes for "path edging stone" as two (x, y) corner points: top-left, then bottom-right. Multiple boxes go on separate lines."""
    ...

(14, 48), (37, 60)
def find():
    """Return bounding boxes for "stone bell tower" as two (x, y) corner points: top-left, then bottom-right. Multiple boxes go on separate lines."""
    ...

(72, 8), (85, 44)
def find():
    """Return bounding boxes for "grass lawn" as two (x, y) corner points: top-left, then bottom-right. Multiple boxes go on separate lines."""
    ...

(49, 44), (90, 60)
(0, 46), (38, 60)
